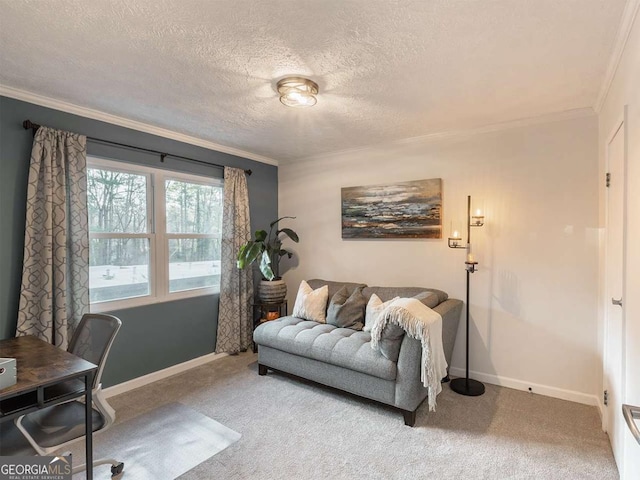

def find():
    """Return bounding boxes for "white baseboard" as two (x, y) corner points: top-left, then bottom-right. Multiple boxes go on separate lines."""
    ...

(448, 367), (600, 407)
(103, 351), (228, 398)
(104, 356), (601, 409)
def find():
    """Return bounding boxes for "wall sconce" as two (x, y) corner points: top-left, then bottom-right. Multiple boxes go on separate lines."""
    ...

(447, 195), (485, 396)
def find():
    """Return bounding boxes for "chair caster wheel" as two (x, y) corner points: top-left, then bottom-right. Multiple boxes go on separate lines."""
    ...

(111, 462), (124, 476)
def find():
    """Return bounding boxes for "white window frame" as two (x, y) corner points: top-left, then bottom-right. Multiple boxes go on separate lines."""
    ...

(88, 157), (223, 313)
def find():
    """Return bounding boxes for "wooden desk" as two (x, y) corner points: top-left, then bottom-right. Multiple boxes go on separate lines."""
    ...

(0, 336), (98, 480)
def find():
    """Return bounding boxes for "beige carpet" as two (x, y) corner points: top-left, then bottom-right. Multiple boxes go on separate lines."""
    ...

(83, 352), (617, 479)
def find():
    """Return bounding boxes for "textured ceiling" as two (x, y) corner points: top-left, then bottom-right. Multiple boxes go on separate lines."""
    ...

(0, 0), (626, 163)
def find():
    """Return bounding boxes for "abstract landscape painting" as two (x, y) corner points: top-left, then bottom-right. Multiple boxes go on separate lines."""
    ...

(341, 178), (442, 239)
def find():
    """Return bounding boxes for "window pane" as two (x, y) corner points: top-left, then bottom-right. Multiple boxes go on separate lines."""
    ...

(88, 167), (148, 233)
(165, 179), (222, 234)
(168, 238), (220, 292)
(89, 238), (150, 302)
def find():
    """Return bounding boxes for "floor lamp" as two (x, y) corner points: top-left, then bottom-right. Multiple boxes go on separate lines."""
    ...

(447, 195), (485, 396)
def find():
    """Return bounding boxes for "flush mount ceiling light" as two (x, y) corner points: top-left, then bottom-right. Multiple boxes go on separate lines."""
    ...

(277, 77), (319, 107)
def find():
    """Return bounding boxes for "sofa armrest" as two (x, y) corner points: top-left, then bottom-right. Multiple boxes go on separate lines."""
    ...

(394, 335), (426, 410)
(433, 299), (463, 367)
(393, 298), (463, 411)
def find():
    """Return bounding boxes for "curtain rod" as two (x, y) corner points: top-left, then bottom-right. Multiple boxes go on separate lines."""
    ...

(22, 120), (252, 176)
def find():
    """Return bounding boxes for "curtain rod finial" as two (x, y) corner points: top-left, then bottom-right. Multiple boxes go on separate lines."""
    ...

(23, 120), (40, 135)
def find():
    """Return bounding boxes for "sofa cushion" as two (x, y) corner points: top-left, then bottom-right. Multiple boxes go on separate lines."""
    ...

(363, 287), (446, 307)
(292, 281), (329, 323)
(364, 292), (439, 361)
(375, 323), (405, 362)
(411, 291), (440, 309)
(326, 286), (366, 330)
(307, 279), (367, 304)
(363, 294), (404, 362)
(364, 294), (399, 332)
(253, 316), (397, 381)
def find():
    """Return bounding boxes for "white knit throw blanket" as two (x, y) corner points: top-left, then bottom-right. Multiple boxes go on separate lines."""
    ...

(370, 297), (448, 412)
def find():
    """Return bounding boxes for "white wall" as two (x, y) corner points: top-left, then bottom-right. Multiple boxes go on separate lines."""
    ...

(279, 114), (601, 403)
(597, 3), (640, 477)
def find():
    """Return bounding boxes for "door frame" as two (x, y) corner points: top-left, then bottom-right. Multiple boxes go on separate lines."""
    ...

(602, 107), (628, 473)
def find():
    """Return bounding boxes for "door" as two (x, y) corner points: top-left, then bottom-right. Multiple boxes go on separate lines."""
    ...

(622, 103), (640, 479)
(604, 116), (625, 473)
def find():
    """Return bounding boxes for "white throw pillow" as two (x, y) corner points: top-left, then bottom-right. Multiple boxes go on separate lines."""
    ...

(292, 280), (329, 323)
(363, 294), (400, 332)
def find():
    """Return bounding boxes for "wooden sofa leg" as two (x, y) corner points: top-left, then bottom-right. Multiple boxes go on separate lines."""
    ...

(258, 364), (268, 376)
(402, 409), (416, 427)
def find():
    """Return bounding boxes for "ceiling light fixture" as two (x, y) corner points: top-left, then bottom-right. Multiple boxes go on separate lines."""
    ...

(277, 77), (319, 107)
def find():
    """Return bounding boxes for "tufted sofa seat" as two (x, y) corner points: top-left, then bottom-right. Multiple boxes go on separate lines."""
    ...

(253, 279), (463, 426)
(254, 317), (397, 380)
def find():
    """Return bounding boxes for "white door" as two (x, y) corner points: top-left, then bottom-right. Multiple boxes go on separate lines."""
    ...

(622, 103), (640, 479)
(604, 116), (625, 473)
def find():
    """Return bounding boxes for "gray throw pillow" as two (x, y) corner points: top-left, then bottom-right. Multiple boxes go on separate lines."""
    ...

(412, 291), (439, 308)
(326, 286), (366, 330)
(375, 292), (438, 361)
(377, 323), (405, 362)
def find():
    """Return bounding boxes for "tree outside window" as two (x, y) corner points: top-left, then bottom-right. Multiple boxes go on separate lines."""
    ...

(87, 159), (223, 309)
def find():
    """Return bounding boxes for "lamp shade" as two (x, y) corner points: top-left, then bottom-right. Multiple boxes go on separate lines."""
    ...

(277, 77), (319, 107)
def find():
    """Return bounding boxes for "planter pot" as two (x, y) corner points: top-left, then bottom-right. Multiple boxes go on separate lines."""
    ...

(258, 279), (287, 303)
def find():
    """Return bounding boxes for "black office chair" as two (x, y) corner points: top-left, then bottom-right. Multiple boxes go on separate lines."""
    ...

(15, 313), (125, 477)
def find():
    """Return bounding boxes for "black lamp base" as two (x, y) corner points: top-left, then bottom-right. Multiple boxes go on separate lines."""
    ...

(450, 377), (485, 396)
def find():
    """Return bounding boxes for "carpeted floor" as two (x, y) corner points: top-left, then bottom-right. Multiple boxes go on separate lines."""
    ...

(95, 352), (617, 479)
(68, 403), (241, 480)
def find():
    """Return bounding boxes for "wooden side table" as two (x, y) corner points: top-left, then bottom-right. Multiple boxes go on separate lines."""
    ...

(252, 299), (288, 353)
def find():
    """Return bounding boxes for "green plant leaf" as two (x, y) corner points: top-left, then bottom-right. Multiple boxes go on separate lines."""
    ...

(237, 242), (262, 269)
(237, 244), (248, 268)
(276, 228), (299, 243)
(269, 216), (296, 228)
(237, 243), (249, 259)
(236, 218), (298, 273)
(259, 251), (274, 280)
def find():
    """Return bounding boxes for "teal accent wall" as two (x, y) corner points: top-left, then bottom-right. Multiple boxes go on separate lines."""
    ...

(0, 96), (277, 386)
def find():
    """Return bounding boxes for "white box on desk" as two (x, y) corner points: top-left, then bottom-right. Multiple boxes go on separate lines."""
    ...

(0, 357), (17, 389)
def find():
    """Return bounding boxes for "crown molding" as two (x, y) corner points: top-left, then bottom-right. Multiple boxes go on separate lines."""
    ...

(0, 84), (597, 167)
(292, 107), (595, 164)
(0, 85), (279, 167)
(594, 0), (640, 113)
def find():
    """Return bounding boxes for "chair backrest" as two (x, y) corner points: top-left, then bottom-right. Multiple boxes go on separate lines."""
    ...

(68, 313), (122, 389)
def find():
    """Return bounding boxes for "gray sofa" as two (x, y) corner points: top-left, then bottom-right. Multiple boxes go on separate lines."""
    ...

(253, 279), (463, 426)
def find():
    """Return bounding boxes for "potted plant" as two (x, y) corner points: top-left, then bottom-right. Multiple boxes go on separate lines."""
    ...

(237, 216), (299, 302)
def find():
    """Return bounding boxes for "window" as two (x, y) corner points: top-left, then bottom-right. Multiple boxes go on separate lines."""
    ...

(87, 158), (223, 311)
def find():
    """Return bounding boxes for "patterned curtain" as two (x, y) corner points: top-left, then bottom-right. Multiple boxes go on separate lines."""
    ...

(216, 167), (253, 353)
(16, 126), (89, 349)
